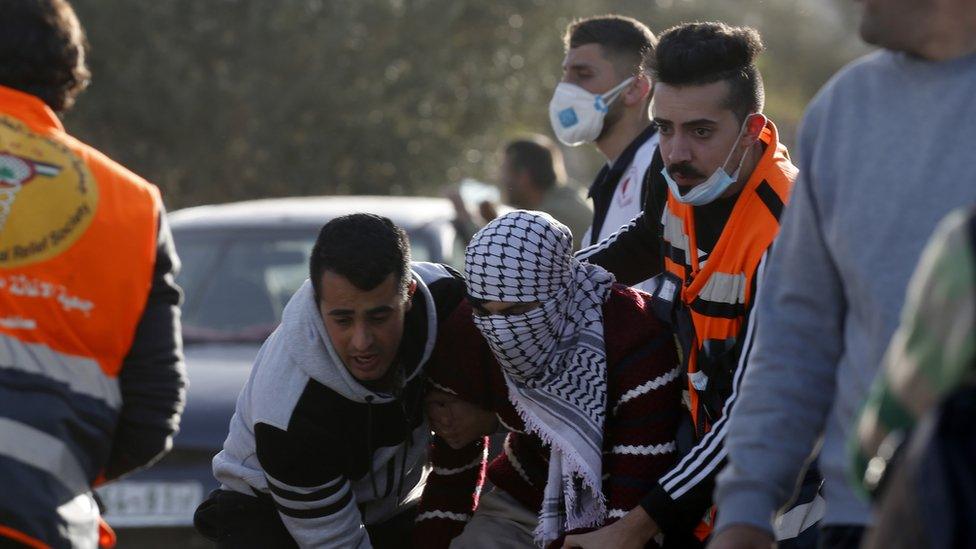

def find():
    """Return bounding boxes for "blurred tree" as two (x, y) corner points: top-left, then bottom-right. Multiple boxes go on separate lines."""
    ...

(65, 0), (866, 209)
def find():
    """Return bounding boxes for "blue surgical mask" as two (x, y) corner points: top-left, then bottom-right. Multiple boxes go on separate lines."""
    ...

(663, 116), (759, 206)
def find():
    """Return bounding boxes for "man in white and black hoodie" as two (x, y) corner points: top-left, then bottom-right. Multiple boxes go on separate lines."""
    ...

(193, 213), (467, 548)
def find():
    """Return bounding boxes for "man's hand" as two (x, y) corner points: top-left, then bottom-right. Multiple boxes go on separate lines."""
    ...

(478, 200), (499, 223)
(562, 506), (658, 549)
(424, 389), (497, 450)
(445, 187), (473, 224)
(706, 524), (776, 549)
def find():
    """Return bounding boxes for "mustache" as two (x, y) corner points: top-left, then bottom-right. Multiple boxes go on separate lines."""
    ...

(667, 163), (705, 180)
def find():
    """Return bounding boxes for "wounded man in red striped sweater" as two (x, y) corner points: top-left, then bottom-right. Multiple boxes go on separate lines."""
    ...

(413, 210), (696, 549)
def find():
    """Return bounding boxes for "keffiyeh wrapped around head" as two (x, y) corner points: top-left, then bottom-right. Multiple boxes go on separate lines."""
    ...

(465, 210), (614, 544)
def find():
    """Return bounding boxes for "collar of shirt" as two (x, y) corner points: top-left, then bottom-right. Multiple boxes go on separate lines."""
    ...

(587, 124), (658, 199)
(0, 84), (65, 134)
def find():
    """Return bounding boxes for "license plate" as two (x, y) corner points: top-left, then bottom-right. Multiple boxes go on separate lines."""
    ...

(96, 481), (204, 527)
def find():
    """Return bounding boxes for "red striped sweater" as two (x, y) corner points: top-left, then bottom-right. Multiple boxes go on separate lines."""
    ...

(414, 285), (683, 548)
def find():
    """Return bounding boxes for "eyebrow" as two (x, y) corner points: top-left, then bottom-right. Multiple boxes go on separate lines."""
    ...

(652, 117), (719, 128)
(327, 305), (394, 316)
(681, 118), (719, 128)
(564, 61), (595, 72)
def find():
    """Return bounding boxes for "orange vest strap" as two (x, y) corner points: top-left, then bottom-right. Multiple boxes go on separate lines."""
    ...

(660, 120), (796, 430)
(0, 525), (50, 549)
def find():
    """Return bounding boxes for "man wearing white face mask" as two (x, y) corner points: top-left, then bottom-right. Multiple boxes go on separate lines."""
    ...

(550, 15), (659, 292)
(567, 23), (820, 549)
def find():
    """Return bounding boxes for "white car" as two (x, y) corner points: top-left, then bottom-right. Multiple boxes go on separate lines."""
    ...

(96, 195), (466, 547)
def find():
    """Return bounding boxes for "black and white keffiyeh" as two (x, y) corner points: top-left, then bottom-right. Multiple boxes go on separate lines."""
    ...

(465, 210), (614, 544)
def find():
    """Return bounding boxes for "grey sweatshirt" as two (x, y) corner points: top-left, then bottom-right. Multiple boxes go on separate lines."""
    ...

(714, 49), (976, 532)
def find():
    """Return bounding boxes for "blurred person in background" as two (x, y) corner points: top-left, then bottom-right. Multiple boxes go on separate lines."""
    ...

(448, 136), (591, 251)
(415, 210), (686, 548)
(0, 0), (186, 547)
(549, 15), (660, 292)
(569, 22), (822, 549)
(709, 0), (976, 547)
(495, 136), (592, 251)
(851, 206), (976, 549)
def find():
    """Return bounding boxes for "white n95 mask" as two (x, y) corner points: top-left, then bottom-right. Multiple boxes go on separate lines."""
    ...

(548, 77), (634, 146)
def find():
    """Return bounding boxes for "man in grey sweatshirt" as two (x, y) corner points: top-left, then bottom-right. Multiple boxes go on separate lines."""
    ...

(710, 1), (976, 548)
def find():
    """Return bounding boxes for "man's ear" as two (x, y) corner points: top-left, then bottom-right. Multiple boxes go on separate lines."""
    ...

(623, 73), (652, 107)
(404, 279), (417, 311)
(743, 113), (767, 144)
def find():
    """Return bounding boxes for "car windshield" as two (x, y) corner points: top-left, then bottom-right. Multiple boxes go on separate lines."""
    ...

(173, 227), (440, 343)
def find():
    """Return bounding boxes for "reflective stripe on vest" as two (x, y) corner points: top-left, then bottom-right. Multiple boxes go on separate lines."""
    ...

(663, 208), (691, 257)
(0, 333), (121, 409)
(662, 120), (796, 431)
(697, 271), (747, 306)
(0, 417), (89, 494)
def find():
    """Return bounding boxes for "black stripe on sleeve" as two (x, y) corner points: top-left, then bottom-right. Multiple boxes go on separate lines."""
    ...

(274, 489), (354, 519)
(267, 478), (344, 502)
(756, 180), (784, 221)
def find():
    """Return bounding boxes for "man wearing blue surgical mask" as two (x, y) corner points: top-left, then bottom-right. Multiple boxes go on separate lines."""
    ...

(569, 23), (821, 549)
(549, 15), (659, 292)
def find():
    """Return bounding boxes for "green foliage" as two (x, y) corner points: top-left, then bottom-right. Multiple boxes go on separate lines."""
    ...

(65, 0), (866, 209)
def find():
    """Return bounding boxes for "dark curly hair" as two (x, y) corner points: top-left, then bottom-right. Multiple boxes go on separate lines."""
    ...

(652, 22), (765, 121)
(564, 15), (657, 78)
(0, 0), (91, 112)
(310, 214), (412, 301)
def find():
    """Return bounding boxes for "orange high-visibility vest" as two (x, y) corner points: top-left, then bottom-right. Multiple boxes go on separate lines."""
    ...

(0, 84), (159, 545)
(0, 85), (159, 376)
(661, 120), (796, 432)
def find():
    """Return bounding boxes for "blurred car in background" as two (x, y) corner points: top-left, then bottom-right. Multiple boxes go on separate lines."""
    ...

(95, 196), (466, 547)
